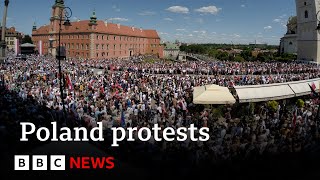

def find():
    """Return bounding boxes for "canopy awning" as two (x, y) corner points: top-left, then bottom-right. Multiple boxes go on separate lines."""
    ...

(234, 78), (320, 103)
(234, 83), (295, 103)
(20, 43), (36, 48)
(288, 79), (320, 96)
(193, 84), (236, 104)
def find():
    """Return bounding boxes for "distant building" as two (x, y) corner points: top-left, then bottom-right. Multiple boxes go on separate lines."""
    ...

(32, 0), (163, 59)
(0, 26), (22, 51)
(249, 42), (268, 49)
(163, 42), (180, 60)
(280, 16), (297, 54)
(295, 0), (320, 62)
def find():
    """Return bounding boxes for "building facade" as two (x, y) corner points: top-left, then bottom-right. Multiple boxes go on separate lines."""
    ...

(0, 27), (22, 51)
(296, 0), (320, 62)
(163, 42), (180, 60)
(280, 16), (297, 54)
(32, 0), (163, 59)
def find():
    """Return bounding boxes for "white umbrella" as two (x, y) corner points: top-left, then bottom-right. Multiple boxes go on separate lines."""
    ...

(193, 84), (236, 105)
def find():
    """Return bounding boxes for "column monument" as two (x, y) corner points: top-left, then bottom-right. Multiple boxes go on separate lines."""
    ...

(0, 0), (9, 63)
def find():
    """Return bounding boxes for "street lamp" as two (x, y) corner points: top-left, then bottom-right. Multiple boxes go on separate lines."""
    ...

(57, 5), (72, 116)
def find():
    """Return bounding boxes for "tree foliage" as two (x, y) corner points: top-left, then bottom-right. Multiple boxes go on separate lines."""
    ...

(179, 43), (296, 62)
(22, 35), (33, 44)
(267, 100), (279, 112)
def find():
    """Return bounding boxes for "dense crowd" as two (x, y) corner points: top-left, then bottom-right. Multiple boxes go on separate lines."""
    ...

(0, 53), (320, 166)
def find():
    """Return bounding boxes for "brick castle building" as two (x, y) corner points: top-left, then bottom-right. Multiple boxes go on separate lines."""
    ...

(32, 0), (163, 59)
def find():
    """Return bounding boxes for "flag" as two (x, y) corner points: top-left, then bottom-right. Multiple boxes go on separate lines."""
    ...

(39, 40), (43, 55)
(309, 83), (318, 97)
(120, 110), (126, 127)
(66, 74), (73, 90)
(14, 38), (20, 56)
(292, 107), (297, 130)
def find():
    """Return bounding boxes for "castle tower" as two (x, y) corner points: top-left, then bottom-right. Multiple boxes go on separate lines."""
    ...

(49, 0), (65, 57)
(50, 0), (65, 32)
(296, 0), (320, 62)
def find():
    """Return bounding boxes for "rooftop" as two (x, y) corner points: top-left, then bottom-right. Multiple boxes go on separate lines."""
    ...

(33, 20), (160, 39)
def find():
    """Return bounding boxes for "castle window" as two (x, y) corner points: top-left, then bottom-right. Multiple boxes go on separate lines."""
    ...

(304, 2), (307, 6)
(305, 10), (309, 18)
(289, 42), (293, 45)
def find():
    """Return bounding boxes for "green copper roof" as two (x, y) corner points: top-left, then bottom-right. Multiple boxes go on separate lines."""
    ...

(164, 43), (180, 50)
(53, 0), (64, 8)
(89, 10), (97, 25)
(32, 22), (37, 31)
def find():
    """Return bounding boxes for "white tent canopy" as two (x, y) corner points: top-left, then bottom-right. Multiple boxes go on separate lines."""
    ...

(234, 83), (295, 103)
(193, 84), (236, 104)
(234, 78), (320, 103)
(288, 79), (320, 96)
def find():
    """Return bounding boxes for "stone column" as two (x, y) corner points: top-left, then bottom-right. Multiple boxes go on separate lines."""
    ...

(0, 0), (9, 63)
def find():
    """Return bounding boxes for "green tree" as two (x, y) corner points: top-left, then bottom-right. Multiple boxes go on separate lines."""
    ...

(240, 49), (252, 60)
(22, 35), (33, 44)
(296, 99), (305, 108)
(234, 55), (245, 62)
(216, 51), (229, 60)
(208, 49), (218, 57)
(267, 100), (279, 112)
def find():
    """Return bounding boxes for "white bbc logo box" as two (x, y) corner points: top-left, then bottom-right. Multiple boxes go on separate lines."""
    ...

(14, 155), (65, 170)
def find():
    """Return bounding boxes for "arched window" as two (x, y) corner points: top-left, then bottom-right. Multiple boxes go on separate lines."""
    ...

(305, 10), (309, 18)
(289, 42), (293, 45)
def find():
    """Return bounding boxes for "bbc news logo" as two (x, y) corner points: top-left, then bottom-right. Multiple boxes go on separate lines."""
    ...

(14, 155), (115, 170)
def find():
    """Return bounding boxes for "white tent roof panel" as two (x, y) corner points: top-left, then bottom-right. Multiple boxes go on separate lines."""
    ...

(193, 85), (236, 104)
(235, 84), (295, 103)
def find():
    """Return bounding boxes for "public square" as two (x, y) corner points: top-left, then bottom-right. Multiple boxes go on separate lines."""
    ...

(1, 0), (320, 178)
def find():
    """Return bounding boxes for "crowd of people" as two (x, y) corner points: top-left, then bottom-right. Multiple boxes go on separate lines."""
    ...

(0, 53), (320, 168)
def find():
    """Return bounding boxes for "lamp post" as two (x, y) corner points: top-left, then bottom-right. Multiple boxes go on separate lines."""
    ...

(57, 6), (72, 116)
(0, 0), (9, 63)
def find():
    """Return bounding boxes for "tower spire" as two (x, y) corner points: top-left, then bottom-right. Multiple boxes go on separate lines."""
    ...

(32, 21), (37, 31)
(89, 9), (97, 26)
(54, 0), (64, 8)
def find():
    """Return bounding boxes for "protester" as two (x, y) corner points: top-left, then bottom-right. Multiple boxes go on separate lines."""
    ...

(0, 52), (319, 166)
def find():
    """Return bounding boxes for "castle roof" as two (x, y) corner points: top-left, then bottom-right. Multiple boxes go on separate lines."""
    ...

(33, 20), (160, 39)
